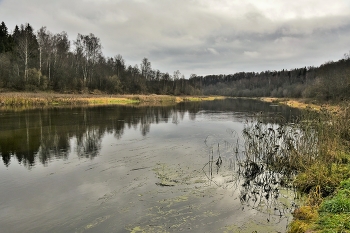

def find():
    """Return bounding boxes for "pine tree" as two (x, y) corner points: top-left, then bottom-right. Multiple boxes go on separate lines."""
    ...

(0, 21), (10, 53)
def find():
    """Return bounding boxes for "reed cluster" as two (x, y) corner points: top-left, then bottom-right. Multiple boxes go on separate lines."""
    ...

(237, 103), (350, 232)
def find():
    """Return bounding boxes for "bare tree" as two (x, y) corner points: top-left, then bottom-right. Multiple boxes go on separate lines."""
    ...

(74, 33), (102, 87)
(114, 54), (125, 78)
(14, 23), (38, 82)
(140, 57), (151, 80)
(37, 26), (52, 83)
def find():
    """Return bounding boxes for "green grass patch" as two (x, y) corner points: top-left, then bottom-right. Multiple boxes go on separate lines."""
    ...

(290, 179), (350, 232)
(316, 213), (350, 232)
(315, 180), (350, 232)
(320, 179), (350, 214)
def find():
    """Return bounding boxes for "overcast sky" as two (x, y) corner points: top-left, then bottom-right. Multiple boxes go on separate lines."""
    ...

(1, 0), (350, 77)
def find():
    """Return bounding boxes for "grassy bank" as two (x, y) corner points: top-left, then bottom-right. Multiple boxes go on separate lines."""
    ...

(252, 97), (350, 232)
(260, 97), (341, 113)
(0, 92), (225, 109)
(262, 99), (350, 232)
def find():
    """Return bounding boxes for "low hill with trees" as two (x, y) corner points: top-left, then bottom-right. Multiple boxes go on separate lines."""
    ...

(1, 21), (349, 101)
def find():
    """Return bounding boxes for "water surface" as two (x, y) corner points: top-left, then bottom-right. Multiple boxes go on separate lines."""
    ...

(0, 99), (300, 232)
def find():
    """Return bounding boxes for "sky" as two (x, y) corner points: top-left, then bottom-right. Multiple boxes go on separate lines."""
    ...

(1, 0), (350, 77)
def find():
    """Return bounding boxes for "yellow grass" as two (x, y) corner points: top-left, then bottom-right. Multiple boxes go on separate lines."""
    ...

(176, 96), (226, 102)
(0, 92), (226, 109)
(260, 97), (341, 113)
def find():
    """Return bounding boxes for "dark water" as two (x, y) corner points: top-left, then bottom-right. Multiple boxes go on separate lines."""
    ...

(0, 98), (300, 233)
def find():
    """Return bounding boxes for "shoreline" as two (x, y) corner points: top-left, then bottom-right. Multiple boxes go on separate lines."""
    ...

(0, 92), (344, 112)
(259, 97), (343, 113)
(0, 92), (226, 109)
(259, 97), (350, 232)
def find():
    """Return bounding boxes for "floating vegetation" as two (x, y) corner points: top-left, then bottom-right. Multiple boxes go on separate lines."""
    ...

(153, 163), (199, 187)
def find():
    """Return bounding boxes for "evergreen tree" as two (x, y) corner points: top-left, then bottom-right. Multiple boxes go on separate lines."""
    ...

(0, 21), (11, 53)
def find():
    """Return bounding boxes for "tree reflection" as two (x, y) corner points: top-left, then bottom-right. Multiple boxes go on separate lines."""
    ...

(113, 121), (124, 139)
(0, 99), (300, 168)
(38, 130), (70, 165)
(76, 128), (102, 159)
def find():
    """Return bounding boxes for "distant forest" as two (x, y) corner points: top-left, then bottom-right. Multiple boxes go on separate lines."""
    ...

(0, 21), (349, 101)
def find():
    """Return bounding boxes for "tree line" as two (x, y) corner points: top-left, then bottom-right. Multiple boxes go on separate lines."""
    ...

(1, 21), (349, 101)
(198, 58), (350, 101)
(0, 22), (202, 95)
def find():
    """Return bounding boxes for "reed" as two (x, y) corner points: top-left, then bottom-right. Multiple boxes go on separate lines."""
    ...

(201, 102), (350, 232)
(239, 106), (350, 232)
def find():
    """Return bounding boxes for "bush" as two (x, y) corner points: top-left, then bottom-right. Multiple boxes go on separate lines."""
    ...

(27, 68), (41, 87)
(293, 206), (318, 220)
(288, 219), (314, 233)
(102, 75), (122, 94)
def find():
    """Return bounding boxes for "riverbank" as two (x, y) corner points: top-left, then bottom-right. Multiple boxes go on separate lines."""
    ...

(260, 97), (342, 113)
(0, 92), (225, 108)
(1, 93), (339, 110)
(260, 98), (350, 232)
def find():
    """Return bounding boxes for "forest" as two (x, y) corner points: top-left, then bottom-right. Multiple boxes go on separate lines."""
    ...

(0, 21), (349, 101)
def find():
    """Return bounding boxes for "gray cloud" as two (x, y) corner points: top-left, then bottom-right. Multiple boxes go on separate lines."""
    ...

(1, 0), (350, 77)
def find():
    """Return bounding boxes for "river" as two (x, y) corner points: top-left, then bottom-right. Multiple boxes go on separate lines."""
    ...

(0, 98), (300, 233)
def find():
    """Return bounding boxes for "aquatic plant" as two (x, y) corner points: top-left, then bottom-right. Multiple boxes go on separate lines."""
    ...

(202, 143), (225, 186)
(202, 116), (301, 224)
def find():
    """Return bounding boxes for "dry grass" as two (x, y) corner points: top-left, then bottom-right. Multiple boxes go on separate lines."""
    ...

(177, 96), (226, 102)
(0, 92), (226, 109)
(260, 97), (341, 113)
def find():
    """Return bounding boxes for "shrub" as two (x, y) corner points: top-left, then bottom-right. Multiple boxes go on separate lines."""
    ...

(27, 68), (41, 87)
(293, 206), (318, 220)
